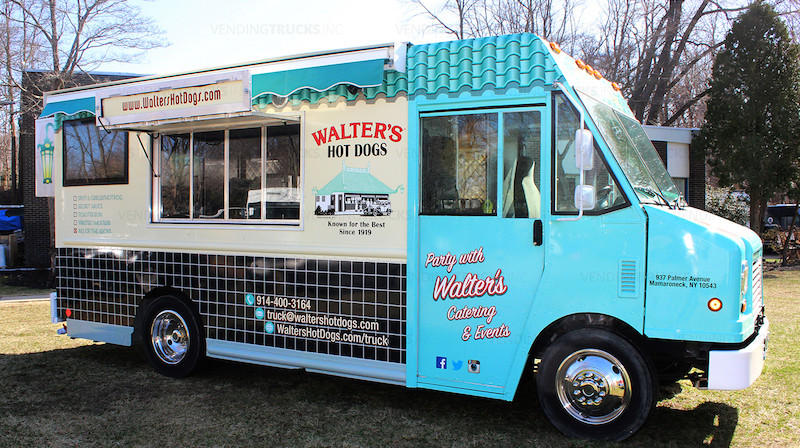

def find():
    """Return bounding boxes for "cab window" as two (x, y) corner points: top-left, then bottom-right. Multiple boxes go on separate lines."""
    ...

(553, 94), (627, 214)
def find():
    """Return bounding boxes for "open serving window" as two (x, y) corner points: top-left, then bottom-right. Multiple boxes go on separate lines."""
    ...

(152, 116), (302, 224)
(91, 70), (304, 225)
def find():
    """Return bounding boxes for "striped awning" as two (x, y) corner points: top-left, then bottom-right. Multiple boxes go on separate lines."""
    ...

(252, 58), (385, 99)
(39, 96), (95, 118)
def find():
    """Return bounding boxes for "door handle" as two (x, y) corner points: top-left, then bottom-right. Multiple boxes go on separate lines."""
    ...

(533, 219), (543, 246)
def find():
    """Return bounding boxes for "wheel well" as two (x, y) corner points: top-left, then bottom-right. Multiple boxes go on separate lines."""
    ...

(132, 286), (198, 343)
(530, 313), (646, 362)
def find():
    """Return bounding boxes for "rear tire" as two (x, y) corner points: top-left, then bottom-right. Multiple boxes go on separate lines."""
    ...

(536, 328), (656, 441)
(142, 295), (205, 378)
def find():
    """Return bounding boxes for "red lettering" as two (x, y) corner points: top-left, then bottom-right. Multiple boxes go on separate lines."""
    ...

(492, 269), (508, 295)
(312, 129), (328, 146)
(424, 251), (457, 272)
(340, 124), (351, 139)
(361, 122), (373, 138)
(328, 126), (340, 141)
(473, 279), (487, 296)
(312, 122), (401, 143)
(433, 274), (456, 301)
(432, 270), (507, 300)
(374, 122), (387, 139)
(390, 125), (403, 142)
(474, 323), (510, 340)
(447, 304), (497, 324)
(449, 281), (463, 297)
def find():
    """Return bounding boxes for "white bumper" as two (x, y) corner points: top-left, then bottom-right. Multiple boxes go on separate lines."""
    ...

(707, 317), (769, 390)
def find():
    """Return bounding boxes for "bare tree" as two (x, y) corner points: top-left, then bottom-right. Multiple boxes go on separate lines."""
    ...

(0, 0), (166, 200)
(582, 0), (800, 126)
(0, 0), (46, 199)
(410, 0), (585, 51)
(9, 0), (166, 85)
(410, 0), (799, 127)
(410, 0), (480, 39)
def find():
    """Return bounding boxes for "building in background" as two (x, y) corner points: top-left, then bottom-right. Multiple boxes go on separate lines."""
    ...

(20, 70), (139, 268)
(643, 125), (704, 209)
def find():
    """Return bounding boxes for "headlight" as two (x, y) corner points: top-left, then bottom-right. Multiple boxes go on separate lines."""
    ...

(740, 261), (749, 298)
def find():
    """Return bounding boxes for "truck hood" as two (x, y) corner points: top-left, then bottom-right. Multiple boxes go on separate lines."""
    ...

(645, 206), (762, 257)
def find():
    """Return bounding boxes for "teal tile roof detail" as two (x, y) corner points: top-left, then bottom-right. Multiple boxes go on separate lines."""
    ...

(254, 33), (560, 107)
(407, 33), (559, 97)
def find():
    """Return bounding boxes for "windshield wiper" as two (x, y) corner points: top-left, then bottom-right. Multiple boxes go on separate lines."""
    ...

(633, 185), (671, 207)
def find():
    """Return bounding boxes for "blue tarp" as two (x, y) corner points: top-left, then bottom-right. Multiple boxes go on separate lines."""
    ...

(0, 209), (22, 232)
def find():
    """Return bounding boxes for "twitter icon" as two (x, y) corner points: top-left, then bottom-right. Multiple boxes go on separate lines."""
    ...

(452, 360), (463, 371)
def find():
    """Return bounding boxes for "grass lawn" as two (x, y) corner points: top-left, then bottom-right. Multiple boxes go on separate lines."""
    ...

(0, 272), (797, 447)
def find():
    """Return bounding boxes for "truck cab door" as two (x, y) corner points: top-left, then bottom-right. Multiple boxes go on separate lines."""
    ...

(413, 106), (549, 397)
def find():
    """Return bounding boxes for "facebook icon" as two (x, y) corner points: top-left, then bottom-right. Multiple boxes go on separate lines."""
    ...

(436, 357), (447, 369)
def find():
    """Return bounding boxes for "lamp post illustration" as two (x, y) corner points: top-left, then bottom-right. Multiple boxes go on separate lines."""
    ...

(38, 123), (55, 184)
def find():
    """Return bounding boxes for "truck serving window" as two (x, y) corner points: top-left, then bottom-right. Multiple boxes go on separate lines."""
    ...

(63, 119), (128, 186)
(156, 123), (301, 223)
(553, 94), (627, 214)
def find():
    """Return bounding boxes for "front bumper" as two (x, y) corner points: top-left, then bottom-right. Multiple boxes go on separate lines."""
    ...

(706, 317), (769, 390)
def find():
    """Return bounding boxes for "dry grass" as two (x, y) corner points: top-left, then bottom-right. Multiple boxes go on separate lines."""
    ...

(1, 272), (798, 447)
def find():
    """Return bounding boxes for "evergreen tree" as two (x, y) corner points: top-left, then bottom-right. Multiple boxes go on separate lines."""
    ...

(698, 1), (800, 234)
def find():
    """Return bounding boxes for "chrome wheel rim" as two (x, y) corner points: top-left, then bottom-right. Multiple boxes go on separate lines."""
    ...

(555, 349), (632, 425)
(151, 310), (189, 365)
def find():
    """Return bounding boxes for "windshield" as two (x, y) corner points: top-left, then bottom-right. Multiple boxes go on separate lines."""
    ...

(578, 91), (682, 205)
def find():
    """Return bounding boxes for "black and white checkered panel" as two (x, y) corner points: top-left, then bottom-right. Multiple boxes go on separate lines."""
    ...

(56, 248), (407, 364)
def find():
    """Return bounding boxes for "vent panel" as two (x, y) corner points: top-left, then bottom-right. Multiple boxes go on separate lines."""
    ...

(618, 259), (638, 298)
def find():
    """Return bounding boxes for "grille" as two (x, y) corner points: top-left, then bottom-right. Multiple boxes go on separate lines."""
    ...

(751, 255), (763, 312)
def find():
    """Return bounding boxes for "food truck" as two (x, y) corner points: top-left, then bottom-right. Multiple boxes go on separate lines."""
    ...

(40, 33), (768, 441)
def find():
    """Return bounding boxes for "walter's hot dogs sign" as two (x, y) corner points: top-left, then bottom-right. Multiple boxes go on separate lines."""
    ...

(311, 121), (404, 158)
(308, 103), (407, 231)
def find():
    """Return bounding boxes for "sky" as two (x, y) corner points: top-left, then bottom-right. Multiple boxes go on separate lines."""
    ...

(102, 0), (605, 76)
(100, 0), (456, 76)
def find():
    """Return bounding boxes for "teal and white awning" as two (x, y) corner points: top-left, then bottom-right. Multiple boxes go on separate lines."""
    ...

(39, 96), (95, 118)
(252, 58), (385, 99)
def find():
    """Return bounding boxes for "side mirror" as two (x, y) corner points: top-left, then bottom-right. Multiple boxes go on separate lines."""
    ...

(574, 185), (595, 210)
(574, 129), (594, 171)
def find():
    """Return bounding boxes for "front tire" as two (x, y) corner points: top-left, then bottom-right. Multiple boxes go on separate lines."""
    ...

(536, 328), (655, 441)
(142, 295), (205, 378)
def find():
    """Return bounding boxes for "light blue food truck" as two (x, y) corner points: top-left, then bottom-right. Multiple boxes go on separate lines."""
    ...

(40, 33), (767, 441)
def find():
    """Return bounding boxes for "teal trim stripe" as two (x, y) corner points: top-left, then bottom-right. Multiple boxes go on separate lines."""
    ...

(40, 96), (95, 118)
(252, 58), (385, 99)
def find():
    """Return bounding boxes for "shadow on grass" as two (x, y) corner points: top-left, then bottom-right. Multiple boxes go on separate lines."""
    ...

(0, 343), (738, 448)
